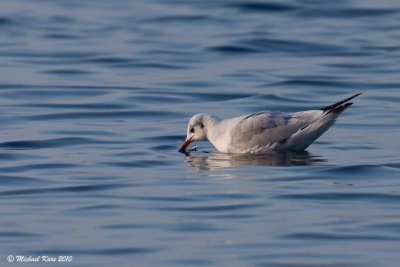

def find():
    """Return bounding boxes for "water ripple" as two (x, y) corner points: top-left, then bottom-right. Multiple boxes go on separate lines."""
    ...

(30, 247), (159, 256)
(159, 202), (263, 212)
(105, 160), (175, 168)
(146, 15), (211, 23)
(43, 69), (93, 76)
(209, 45), (261, 54)
(24, 110), (181, 121)
(283, 232), (400, 241)
(0, 163), (77, 173)
(0, 137), (109, 149)
(0, 17), (13, 25)
(210, 38), (355, 56)
(276, 193), (400, 202)
(26, 102), (130, 110)
(233, 2), (297, 13)
(1, 184), (125, 196)
(0, 231), (42, 238)
(0, 175), (45, 185)
(299, 7), (400, 18)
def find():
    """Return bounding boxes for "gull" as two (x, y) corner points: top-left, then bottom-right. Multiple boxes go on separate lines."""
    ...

(179, 93), (361, 153)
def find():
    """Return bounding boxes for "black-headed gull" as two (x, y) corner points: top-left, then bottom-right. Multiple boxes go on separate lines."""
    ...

(179, 93), (361, 153)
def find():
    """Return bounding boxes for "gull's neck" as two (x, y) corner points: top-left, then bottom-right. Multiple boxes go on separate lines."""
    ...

(205, 115), (243, 153)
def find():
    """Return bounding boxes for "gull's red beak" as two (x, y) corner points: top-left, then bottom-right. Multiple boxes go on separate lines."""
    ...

(179, 136), (193, 152)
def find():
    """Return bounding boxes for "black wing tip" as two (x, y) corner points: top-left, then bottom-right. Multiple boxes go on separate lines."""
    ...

(321, 93), (361, 112)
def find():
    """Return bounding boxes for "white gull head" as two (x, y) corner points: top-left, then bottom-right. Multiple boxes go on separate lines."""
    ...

(179, 113), (215, 152)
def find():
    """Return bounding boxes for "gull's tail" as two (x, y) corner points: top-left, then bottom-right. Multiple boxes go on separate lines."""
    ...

(280, 93), (361, 151)
(321, 93), (362, 114)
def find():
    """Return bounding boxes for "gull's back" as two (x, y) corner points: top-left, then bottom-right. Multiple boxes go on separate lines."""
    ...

(226, 94), (360, 153)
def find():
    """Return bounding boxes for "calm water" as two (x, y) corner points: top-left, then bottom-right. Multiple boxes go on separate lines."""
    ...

(1, 0), (400, 266)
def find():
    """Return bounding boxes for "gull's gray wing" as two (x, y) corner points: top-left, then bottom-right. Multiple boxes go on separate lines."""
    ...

(228, 94), (360, 153)
(230, 110), (324, 152)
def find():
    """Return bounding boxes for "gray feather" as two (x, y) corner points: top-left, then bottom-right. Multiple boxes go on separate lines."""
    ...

(230, 110), (324, 152)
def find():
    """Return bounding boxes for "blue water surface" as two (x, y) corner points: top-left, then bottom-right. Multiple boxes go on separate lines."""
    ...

(1, 0), (400, 266)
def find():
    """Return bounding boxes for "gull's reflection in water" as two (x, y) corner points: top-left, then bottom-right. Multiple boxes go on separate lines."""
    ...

(184, 151), (327, 170)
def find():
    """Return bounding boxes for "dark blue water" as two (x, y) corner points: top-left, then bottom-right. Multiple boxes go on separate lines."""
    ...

(1, 0), (400, 266)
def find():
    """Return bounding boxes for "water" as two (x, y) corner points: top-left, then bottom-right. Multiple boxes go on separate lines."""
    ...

(1, 0), (400, 266)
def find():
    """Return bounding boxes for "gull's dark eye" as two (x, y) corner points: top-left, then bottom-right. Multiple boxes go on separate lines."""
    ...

(190, 128), (195, 133)
(200, 123), (204, 129)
